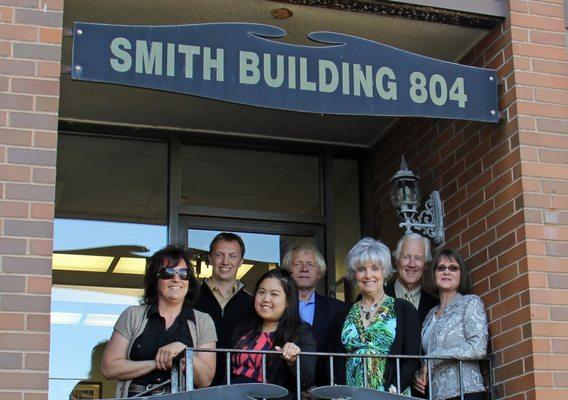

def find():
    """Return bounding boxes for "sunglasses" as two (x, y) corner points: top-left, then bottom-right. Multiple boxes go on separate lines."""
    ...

(157, 267), (190, 280)
(436, 265), (460, 273)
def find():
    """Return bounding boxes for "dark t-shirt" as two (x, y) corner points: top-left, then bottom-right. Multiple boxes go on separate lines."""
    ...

(129, 304), (195, 386)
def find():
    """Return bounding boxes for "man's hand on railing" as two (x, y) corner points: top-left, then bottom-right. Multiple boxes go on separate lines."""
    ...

(275, 343), (301, 365)
(156, 341), (186, 370)
(413, 364), (428, 394)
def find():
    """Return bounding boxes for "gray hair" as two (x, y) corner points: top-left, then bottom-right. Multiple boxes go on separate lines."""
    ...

(281, 243), (326, 274)
(346, 237), (393, 280)
(392, 233), (432, 263)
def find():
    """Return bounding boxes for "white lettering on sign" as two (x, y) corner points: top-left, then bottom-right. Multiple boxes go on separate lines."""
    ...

(108, 37), (469, 108)
(110, 37), (132, 72)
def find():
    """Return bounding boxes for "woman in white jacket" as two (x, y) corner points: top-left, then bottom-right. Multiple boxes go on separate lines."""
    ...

(413, 248), (488, 400)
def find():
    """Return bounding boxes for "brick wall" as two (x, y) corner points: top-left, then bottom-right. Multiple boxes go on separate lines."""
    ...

(372, 1), (567, 399)
(0, 0), (62, 399)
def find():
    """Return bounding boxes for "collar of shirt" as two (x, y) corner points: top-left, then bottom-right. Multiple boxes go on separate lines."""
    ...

(299, 291), (316, 305)
(205, 278), (243, 299)
(299, 291), (316, 325)
(394, 279), (422, 309)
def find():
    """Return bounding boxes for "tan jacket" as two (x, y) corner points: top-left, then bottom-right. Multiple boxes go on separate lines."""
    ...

(113, 304), (217, 398)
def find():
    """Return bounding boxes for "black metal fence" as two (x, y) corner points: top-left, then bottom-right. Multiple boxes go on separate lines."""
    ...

(132, 348), (493, 400)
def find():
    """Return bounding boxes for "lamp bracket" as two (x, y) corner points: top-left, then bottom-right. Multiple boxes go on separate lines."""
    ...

(397, 191), (445, 244)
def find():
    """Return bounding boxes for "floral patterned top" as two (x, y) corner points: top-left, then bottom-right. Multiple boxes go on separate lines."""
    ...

(341, 296), (411, 395)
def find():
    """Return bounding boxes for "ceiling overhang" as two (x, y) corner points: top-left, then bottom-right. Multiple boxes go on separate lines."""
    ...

(59, 0), (504, 148)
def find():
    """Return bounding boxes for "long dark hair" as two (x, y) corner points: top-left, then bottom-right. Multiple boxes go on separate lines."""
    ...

(232, 269), (301, 347)
(142, 244), (200, 307)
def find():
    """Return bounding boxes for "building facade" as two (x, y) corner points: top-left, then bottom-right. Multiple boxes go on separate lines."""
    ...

(0, 0), (566, 399)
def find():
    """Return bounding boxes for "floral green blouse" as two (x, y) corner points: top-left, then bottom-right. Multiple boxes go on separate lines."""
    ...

(341, 296), (410, 395)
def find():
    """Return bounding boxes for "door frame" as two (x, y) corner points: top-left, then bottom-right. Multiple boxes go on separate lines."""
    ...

(178, 215), (336, 295)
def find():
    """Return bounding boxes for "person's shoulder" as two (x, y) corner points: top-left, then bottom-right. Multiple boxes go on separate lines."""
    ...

(121, 304), (147, 318)
(462, 294), (485, 307)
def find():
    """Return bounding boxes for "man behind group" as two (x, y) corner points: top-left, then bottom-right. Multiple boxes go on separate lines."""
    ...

(387, 232), (439, 325)
(194, 232), (253, 386)
(282, 243), (349, 386)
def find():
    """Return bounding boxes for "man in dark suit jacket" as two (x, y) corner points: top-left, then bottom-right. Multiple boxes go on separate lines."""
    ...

(282, 244), (349, 387)
(389, 233), (439, 325)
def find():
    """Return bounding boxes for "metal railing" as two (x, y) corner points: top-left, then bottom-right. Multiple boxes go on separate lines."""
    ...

(133, 348), (493, 400)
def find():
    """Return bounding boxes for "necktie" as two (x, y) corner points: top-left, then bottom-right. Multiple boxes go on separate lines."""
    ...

(403, 292), (414, 303)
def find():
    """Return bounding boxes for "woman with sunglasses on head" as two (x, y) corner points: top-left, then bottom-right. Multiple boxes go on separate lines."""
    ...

(413, 249), (488, 400)
(102, 245), (217, 397)
(230, 269), (316, 400)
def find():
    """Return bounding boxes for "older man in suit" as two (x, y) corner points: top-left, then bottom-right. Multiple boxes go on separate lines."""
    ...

(282, 243), (348, 387)
(388, 232), (439, 325)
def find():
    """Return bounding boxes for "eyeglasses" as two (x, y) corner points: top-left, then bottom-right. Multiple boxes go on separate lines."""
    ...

(157, 267), (190, 280)
(436, 265), (460, 273)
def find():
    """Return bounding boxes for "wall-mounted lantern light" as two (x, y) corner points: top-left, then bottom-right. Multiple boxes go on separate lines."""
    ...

(390, 156), (445, 244)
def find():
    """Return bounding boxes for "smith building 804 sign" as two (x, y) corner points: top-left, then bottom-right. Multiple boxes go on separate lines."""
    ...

(71, 22), (499, 123)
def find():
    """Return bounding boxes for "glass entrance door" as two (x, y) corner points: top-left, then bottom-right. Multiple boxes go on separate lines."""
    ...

(180, 217), (328, 294)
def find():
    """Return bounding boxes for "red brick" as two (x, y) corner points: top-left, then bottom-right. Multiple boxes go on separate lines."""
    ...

(0, 201), (28, 218)
(11, 78), (60, 96)
(0, 59), (35, 76)
(0, 333), (49, 351)
(29, 239), (52, 256)
(535, 89), (568, 106)
(0, 313), (25, 330)
(35, 96), (58, 112)
(24, 353), (48, 370)
(530, 31), (566, 47)
(0, 165), (31, 182)
(534, 120), (568, 135)
(37, 61), (59, 77)
(0, 94), (33, 111)
(33, 131), (57, 148)
(0, 7), (14, 23)
(27, 276), (51, 294)
(38, 27), (60, 44)
(0, 372), (47, 390)
(0, 25), (37, 42)
(532, 60), (568, 76)
(528, 2), (565, 17)
(532, 289), (568, 305)
(0, 128), (32, 146)
(517, 101), (568, 119)
(26, 314), (49, 332)
(30, 203), (53, 219)
(513, 43), (568, 63)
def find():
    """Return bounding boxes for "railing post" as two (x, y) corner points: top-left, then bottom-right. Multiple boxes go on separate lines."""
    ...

(171, 359), (179, 394)
(489, 356), (494, 400)
(185, 348), (194, 391)
(363, 356), (368, 388)
(396, 357), (401, 393)
(262, 354), (267, 383)
(296, 354), (301, 400)
(458, 360), (464, 400)
(226, 352), (231, 385)
(329, 355), (334, 386)
(427, 359), (432, 400)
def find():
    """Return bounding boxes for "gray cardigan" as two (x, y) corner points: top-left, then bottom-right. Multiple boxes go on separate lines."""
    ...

(113, 305), (217, 398)
(421, 294), (488, 400)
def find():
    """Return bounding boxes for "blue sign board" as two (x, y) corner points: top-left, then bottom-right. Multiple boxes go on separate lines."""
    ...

(71, 22), (499, 123)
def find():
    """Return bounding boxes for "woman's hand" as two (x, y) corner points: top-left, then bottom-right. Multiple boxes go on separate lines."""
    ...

(413, 364), (428, 394)
(155, 341), (186, 371)
(275, 342), (301, 364)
